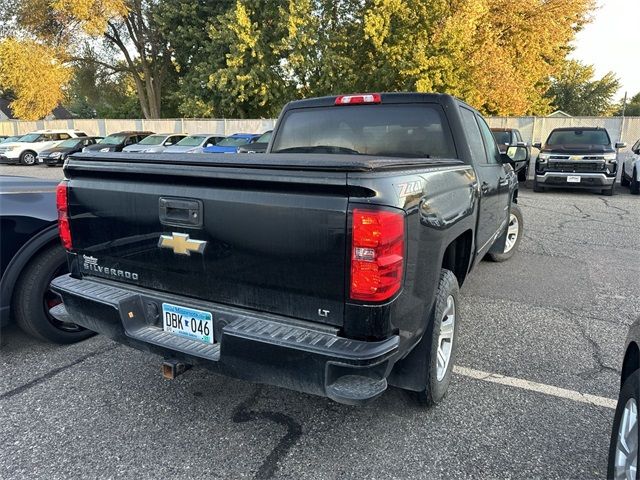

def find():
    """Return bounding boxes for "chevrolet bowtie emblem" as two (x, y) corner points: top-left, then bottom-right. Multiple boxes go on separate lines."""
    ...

(158, 232), (207, 255)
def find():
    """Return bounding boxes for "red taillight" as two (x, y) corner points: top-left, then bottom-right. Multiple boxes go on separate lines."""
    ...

(56, 181), (72, 249)
(335, 93), (381, 105)
(350, 208), (405, 302)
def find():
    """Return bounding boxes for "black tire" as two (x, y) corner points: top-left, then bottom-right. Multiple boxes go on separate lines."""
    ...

(620, 172), (630, 187)
(517, 165), (528, 182)
(19, 150), (37, 166)
(413, 269), (460, 407)
(487, 204), (523, 262)
(607, 369), (639, 479)
(631, 170), (640, 195)
(12, 244), (93, 344)
(602, 183), (615, 196)
(533, 177), (544, 192)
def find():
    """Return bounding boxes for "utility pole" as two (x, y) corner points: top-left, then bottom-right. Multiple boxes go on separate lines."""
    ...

(619, 91), (627, 143)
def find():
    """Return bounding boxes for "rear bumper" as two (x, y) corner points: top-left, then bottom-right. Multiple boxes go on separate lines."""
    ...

(51, 274), (400, 405)
(535, 172), (615, 188)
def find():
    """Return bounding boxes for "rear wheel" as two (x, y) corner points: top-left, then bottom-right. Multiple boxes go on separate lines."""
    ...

(19, 150), (37, 165)
(608, 369), (638, 480)
(631, 169), (640, 195)
(13, 244), (93, 343)
(621, 172), (630, 187)
(517, 164), (528, 182)
(487, 204), (523, 262)
(413, 269), (459, 407)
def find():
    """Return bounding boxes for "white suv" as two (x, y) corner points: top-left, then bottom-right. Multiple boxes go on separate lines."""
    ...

(621, 139), (640, 194)
(0, 130), (88, 165)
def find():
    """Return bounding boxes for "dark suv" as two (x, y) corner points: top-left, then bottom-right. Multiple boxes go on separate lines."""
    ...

(82, 131), (154, 153)
(490, 128), (530, 181)
(533, 127), (625, 196)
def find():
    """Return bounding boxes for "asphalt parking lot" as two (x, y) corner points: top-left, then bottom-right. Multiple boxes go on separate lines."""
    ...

(1, 163), (639, 479)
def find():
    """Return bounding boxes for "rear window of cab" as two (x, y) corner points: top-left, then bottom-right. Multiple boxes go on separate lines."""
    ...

(271, 104), (456, 159)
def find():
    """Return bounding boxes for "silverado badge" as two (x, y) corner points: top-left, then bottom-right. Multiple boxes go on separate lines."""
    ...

(158, 232), (207, 256)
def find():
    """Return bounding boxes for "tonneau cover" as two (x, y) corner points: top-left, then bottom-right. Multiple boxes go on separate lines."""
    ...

(69, 152), (463, 172)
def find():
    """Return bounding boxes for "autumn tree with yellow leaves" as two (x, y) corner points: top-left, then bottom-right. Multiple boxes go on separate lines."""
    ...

(0, 39), (71, 120)
(1, 0), (603, 119)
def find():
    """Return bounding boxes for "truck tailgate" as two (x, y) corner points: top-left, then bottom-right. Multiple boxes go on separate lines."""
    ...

(65, 157), (349, 326)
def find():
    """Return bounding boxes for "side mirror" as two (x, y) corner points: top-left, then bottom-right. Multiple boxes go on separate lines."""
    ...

(206, 143), (213, 147)
(532, 142), (541, 149)
(503, 145), (528, 163)
(615, 142), (627, 149)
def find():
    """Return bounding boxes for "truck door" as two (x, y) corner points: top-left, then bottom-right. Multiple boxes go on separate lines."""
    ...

(477, 114), (511, 237)
(459, 107), (504, 252)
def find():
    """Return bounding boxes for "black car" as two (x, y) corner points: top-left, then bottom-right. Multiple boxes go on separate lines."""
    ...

(608, 318), (639, 478)
(38, 136), (103, 166)
(237, 130), (272, 153)
(491, 128), (530, 181)
(0, 176), (92, 343)
(82, 131), (154, 153)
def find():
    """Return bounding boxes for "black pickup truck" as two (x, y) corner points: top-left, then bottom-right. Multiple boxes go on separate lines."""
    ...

(533, 127), (626, 195)
(50, 93), (525, 406)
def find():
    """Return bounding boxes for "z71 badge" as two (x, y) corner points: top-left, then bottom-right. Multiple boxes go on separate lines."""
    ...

(395, 180), (425, 198)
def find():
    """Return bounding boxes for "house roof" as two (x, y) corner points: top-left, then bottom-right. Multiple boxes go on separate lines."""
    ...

(0, 98), (14, 119)
(548, 110), (572, 118)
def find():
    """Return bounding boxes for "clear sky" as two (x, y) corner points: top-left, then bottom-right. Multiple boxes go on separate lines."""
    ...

(570, 0), (640, 101)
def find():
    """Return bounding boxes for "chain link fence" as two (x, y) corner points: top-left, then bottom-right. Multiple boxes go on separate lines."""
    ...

(1, 115), (638, 157)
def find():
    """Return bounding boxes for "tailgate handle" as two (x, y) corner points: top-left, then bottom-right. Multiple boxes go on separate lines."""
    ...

(159, 198), (203, 227)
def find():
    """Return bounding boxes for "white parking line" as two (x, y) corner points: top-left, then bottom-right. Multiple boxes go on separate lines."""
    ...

(454, 366), (617, 410)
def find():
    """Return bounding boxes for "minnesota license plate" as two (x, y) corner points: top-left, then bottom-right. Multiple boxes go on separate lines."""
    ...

(162, 302), (213, 344)
(567, 176), (581, 183)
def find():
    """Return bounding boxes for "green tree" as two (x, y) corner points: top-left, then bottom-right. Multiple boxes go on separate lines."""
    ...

(546, 60), (620, 116)
(615, 92), (640, 117)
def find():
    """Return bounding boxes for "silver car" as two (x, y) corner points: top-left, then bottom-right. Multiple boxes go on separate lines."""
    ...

(163, 134), (226, 154)
(122, 134), (187, 153)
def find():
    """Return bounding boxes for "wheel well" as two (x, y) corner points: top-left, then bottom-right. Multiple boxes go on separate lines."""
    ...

(621, 342), (639, 384)
(0, 225), (60, 321)
(441, 230), (473, 287)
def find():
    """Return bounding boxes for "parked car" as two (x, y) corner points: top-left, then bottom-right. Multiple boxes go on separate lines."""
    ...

(607, 317), (639, 479)
(0, 176), (92, 343)
(0, 130), (88, 165)
(202, 133), (260, 153)
(620, 138), (640, 194)
(490, 128), (530, 181)
(533, 127), (625, 196)
(0, 136), (21, 144)
(163, 134), (226, 154)
(51, 92), (524, 407)
(237, 130), (272, 153)
(38, 137), (103, 166)
(83, 131), (153, 153)
(122, 133), (187, 153)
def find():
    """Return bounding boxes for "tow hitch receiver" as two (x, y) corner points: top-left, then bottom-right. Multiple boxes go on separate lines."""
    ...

(162, 359), (191, 380)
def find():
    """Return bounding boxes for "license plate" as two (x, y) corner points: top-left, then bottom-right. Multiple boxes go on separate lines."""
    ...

(567, 176), (581, 183)
(162, 302), (213, 344)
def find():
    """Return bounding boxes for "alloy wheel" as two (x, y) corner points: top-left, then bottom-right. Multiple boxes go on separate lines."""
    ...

(614, 398), (638, 480)
(504, 213), (519, 253)
(436, 295), (456, 381)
